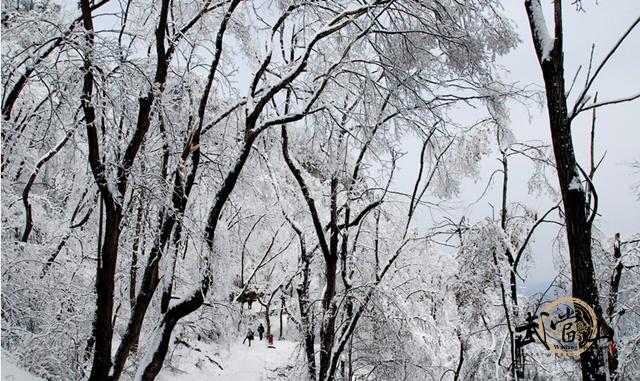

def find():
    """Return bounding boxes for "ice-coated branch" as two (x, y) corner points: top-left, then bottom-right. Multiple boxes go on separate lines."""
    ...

(235, 226), (283, 302)
(2, 0), (110, 120)
(201, 99), (247, 135)
(282, 125), (331, 260)
(165, 0), (226, 59)
(20, 129), (75, 242)
(325, 238), (412, 381)
(245, 1), (385, 138)
(575, 92), (640, 116)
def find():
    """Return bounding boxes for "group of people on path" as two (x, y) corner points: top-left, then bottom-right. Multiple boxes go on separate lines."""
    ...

(242, 323), (265, 347)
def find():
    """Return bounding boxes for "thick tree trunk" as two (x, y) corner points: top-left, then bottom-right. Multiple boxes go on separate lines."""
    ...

(265, 300), (272, 338)
(132, 135), (254, 378)
(525, 1), (606, 379)
(111, 0), (241, 371)
(282, 124), (338, 380)
(319, 257), (338, 381)
(78, 2), (119, 379)
(89, 211), (122, 381)
(298, 285), (316, 381)
(110, 211), (176, 380)
(319, 176), (340, 381)
(135, 128), (251, 379)
(80, 0), (171, 377)
(134, 3), (365, 376)
(160, 249), (177, 314)
(291, 221), (316, 380)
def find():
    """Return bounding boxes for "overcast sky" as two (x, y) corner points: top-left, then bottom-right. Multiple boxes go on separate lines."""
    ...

(468, 0), (640, 291)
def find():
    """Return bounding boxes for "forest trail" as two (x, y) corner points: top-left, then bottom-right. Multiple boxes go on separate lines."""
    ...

(215, 339), (297, 381)
(159, 338), (298, 381)
(2, 339), (298, 381)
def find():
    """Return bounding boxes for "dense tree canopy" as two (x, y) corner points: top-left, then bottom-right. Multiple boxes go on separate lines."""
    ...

(1, 1), (638, 380)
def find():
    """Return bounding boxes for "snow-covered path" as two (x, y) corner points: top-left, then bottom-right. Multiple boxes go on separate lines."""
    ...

(215, 340), (297, 381)
(159, 338), (298, 381)
(2, 340), (298, 381)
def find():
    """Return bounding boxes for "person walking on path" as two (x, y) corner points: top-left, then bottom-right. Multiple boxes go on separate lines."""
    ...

(243, 328), (255, 347)
(257, 323), (265, 341)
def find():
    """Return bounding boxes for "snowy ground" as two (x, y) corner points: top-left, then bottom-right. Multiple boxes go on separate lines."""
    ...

(158, 338), (298, 381)
(1, 353), (44, 381)
(1, 340), (297, 381)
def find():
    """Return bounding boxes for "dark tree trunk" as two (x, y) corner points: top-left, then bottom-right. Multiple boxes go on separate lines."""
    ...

(89, 211), (122, 381)
(319, 256), (338, 381)
(607, 233), (623, 321)
(291, 221), (316, 381)
(282, 124), (339, 380)
(83, 0), (177, 376)
(279, 296), (285, 340)
(161, 223), (184, 314)
(298, 285), (316, 381)
(110, 211), (176, 380)
(265, 300), (272, 338)
(135, 132), (254, 378)
(132, 0), (355, 375)
(498, 146), (518, 380)
(110, 0), (241, 372)
(454, 332), (464, 381)
(160, 250), (177, 314)
(319, 176), (340, 381)
(78, 2), (122, 379)
(499, 148), (519, 307)
(135, 133), (252, 379)
(130, 203), (145, 311)
(525, 1), (606, 379)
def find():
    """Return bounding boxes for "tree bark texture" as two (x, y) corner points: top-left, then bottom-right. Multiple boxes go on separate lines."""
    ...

(525, 1), (606, 379)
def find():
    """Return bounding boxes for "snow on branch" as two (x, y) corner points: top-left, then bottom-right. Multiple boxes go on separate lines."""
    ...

(573, 91), (640, 116)
(526, 0), (555, 62)
(245, 2), (384, 137)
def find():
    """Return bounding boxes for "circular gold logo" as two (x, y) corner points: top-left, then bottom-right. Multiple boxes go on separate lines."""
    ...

(536, 297), (598, 356)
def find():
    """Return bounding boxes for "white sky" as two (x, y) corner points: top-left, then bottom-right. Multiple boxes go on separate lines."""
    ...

(469, 0), (640, 291)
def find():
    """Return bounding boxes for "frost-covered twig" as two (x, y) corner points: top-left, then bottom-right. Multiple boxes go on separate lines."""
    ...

(20, 129), (75, 242)
(575, 92), (640, 116)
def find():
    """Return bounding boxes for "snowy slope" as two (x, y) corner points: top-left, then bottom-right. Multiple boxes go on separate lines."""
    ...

(158, 339), (298, 381)
(1, 353), (45, 381)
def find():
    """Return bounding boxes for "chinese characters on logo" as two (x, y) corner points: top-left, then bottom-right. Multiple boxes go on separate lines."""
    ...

(516, 297), (598, 356)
